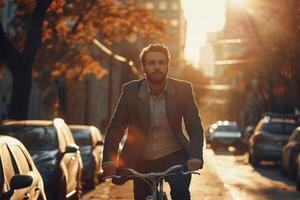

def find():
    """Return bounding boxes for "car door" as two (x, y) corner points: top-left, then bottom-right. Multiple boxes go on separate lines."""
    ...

(60, 124), (80, 194)
(0, 143), (19, 199)
(8, 144), (41, 200)
(0, 143), (30, 200)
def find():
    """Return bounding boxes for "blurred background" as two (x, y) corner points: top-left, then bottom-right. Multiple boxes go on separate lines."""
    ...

(0, 0), (299, 132)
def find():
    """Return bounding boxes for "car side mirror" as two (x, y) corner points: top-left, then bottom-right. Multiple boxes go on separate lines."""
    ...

(65, 145), (79, 153)
(10, 174), (33, 190)
(96, 140), (104, 146)
(2, 174), (33, 199)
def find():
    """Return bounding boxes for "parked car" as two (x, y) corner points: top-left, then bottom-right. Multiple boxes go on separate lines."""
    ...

(296, 152), (300, 191)
(0, 119), (83, 200)
(206, 121), (243, 151)
(248, 113), (299, 167)
(0, 135), (46, 200)
(282, 126), (300, 178)
(69, 125), (104, 189)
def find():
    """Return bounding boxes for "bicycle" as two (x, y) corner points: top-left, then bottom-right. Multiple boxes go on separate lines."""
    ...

(104, 164), (200, 200)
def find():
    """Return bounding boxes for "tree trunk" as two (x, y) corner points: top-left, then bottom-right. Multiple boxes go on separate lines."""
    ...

(8, 68), (32, 119)
(0, 0), (52, 119)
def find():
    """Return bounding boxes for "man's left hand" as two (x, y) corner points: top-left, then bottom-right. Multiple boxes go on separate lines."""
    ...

(186, 158), (203, 171)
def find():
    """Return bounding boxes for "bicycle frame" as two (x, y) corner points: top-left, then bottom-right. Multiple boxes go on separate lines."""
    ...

(104, 165), (200, 200)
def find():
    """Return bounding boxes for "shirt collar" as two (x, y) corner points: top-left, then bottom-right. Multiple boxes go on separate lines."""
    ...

(146, 79), (168, 94)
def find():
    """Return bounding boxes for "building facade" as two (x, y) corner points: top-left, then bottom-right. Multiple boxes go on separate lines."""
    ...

(141, 0), (186, 75)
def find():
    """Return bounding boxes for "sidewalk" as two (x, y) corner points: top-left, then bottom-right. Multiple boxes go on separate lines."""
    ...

(83, 150), (232, 200)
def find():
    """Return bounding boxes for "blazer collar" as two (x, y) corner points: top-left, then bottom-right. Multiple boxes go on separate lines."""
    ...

(137, 77), (176, 100)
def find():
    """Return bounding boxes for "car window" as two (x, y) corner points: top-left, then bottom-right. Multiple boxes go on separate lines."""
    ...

(1, 126), (58, 150)
(0, 144), (17, 192)
(72, 129), (92, 146)
(216, 125), (239, 132)
(262, 123), (298, 135)
(8, 145), (31, 174)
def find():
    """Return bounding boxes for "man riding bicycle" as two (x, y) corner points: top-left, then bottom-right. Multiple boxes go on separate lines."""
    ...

(102, 44), (204, 200)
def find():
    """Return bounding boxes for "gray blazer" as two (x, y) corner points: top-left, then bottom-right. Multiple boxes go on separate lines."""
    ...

(103, 77), (204, 168)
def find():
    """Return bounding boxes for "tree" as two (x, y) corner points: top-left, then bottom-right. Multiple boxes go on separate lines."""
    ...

(0, 0), (165, 119)
(250, 0), (300, 113)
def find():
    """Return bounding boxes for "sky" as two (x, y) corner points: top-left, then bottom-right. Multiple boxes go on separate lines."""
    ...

(182, 0), (226, 66)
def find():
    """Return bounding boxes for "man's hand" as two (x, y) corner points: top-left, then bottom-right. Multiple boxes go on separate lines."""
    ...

(186, 158), (203, 171)
(102, 163), (117, 177)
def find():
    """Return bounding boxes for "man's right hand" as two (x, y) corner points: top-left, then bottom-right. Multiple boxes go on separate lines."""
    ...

(102, 163), (117, 176)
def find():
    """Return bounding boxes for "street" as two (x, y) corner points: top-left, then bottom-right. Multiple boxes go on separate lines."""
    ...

(82, 148), (300, 200)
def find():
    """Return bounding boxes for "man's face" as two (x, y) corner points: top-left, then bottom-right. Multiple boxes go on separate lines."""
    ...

(143, 51), (168, 84)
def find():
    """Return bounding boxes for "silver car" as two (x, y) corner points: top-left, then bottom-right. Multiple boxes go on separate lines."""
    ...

(248, 114), (299, 166)
(207, 121), (242, 151)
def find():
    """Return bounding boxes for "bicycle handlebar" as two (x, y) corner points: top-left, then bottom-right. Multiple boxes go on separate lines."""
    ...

(104, 164), (200, 180)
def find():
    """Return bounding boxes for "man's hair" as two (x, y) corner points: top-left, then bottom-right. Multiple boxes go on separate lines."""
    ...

(140, 43), (170, 66)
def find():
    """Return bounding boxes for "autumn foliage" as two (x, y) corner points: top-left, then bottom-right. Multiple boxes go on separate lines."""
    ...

(0, 0), (166, 118)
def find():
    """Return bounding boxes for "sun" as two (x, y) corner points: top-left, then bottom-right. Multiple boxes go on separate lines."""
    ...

(182, 0), (226, 66)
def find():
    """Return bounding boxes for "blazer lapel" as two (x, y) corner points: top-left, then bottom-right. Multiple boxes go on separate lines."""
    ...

(137, 79), (151, 133)
(166, 78), (177, 124)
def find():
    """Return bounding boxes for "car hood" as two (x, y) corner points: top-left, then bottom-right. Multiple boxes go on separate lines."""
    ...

(29, 149), (59, 164)
(261, 131), (290, 142)
(213, 131), (241, 138)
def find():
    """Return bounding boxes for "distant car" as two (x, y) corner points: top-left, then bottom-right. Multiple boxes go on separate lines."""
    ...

(248, 113), (299, 167)
(69, 125), (104, 189)
(0, 135), (46, 200)
(282, 126), (300, 178)
(0, 119), (83, 200)
(206, 121), (243, 151)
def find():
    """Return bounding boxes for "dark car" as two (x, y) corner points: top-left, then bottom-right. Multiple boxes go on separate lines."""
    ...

(0, 135), (46, 200)
(0, 119), (83, 200)
(248, 113), (299, 167)
(69, 125), (104, 189)
(206, 121), (243, 151)
(282, 126), (300, 178)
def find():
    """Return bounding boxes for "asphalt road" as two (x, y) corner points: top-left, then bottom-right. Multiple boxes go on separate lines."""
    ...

(83, 148), (300, 200)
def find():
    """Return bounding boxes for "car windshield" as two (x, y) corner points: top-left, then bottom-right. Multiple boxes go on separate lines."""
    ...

(216, 125), (239, 132)
(262, 123), (298, 135)
(72, 129), (92, 146)
(0, 125), (58, 150)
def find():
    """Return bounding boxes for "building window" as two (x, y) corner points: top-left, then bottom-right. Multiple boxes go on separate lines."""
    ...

(171, 2), (179, 10)
(144, 2), (154, 10)
(159, 1), (168, 10)
(170, 19), (179, 27)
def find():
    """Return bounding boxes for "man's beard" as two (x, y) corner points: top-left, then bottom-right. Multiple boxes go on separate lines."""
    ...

(146, 72), (167, 84)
